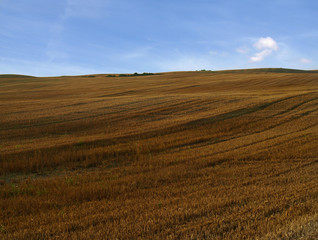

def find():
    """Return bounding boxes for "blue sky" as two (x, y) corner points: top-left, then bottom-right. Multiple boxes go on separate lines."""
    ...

(1, 0), (317, 76)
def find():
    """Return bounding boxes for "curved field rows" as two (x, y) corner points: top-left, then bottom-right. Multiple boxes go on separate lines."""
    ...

(1, 70), (318, 239)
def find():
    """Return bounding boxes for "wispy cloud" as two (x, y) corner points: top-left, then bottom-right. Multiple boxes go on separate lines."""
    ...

(45, 21), (68, 61)
(250, 49), (273, 62)
(208, 51), (229, 58)
(300, 58), (312, 64)
(236, 46), (250, 54)
(121, 46), (153, 60)
(0, 57), (101, 76)
(43, 0), (112, 61)
(62, 0), (109, 19)
(250, 37), (279, 62)
(155, 55), (212, 72)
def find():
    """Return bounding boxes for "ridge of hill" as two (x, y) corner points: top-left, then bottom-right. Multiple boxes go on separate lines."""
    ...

(208, 68), (318, 74)
(2, 68), (318, 78)
(0, 74), (35, 78)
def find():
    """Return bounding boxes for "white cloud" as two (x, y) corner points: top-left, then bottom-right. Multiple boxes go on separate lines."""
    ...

(253, 37), (278, 51)
(250, 37), (279, 62)
(300, 58), (312, 64)
(250, 49), (272, 62)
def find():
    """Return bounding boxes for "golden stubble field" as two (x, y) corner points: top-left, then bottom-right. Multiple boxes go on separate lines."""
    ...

(1, 69), (318, 239)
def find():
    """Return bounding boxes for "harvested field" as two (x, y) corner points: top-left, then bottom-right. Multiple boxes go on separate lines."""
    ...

(1, 69), (318, 239)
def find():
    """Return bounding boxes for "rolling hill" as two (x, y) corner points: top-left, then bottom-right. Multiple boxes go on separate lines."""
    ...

(1, 69), (318, 239)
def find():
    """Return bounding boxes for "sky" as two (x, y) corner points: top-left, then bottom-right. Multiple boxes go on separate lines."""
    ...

(0, 0), (318, 76)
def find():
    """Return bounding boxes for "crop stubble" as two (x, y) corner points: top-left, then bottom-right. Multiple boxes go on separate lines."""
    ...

(1, 70), (318, 239)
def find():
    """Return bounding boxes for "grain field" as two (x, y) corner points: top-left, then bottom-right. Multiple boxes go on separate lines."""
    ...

(1, 69), (318, 239)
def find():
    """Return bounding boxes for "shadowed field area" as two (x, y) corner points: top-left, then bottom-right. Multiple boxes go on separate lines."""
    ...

(1, 69), (318, 239)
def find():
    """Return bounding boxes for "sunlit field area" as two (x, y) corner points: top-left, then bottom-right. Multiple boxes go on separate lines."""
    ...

(1, 69), (318, 239)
